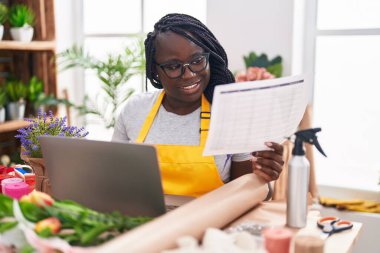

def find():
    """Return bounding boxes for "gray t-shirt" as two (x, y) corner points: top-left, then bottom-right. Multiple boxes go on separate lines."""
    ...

(112, 90), (252, 182)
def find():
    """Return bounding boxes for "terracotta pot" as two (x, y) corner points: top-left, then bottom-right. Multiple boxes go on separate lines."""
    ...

(20, 153), (51, 194)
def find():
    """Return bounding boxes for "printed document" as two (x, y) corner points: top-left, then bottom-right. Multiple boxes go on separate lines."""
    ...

(203, 75), (310, 155)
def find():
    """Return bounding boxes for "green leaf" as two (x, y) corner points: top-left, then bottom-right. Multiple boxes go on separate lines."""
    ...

(243, 52), (257, 68)
(269, 56), (282, 65)
(20, 244), (35, 253)
(124, 216), (152, 230)
(80, 224), (112, 246)
(267, 63), (283, 77)
(0, 194), (13, 218)
(9, 4), (35, 27)
(0, 3), (8, 25)
(19, 201), (49, 222)
(0, 221), (18, 233)
(57, 37), (145, 129)
(251, 53), (270, 68)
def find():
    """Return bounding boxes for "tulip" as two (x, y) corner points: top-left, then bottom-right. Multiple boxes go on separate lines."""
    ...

(20, 191), (54, 207)
(235, 72), (247, 82)
(35, 217), (61, 236)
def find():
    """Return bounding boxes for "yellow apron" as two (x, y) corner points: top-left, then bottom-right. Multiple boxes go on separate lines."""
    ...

(136, 91), (224, 197)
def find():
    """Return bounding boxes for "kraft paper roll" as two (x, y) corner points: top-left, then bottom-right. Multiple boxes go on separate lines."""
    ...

(294, 235), (324, 253)
(96, 174), (269, 253)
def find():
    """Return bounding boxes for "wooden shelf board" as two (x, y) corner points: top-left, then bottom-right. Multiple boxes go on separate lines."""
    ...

(0, 120), (30, 133)
(0, 40), (56, 51)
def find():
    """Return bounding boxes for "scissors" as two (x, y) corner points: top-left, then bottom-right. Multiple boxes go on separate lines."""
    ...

(317, 216), (353, 240)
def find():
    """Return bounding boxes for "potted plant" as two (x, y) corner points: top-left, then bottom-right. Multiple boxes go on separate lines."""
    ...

(0, 86), (6, 123)
(15, 110), (88, 192)
(58, 38), (145, 128)
(0, 3), (8, 40)
(8, 4), (35, 42)
(26, 76), (74, 116)
(243, 51), (283, 78)
(5, 79), (27, 120)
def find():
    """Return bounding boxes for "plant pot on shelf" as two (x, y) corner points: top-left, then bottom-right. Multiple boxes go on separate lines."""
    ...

(7, 100), (26, 120)
(20, 153), (51, 194)
(10, 25), (34, 42)
(0, 107), (5, 123)
(0, 25), (4, 40)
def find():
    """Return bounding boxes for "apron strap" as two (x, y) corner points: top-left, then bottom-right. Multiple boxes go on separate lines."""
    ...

(136, 91), (165, 143)
(136, 90), (211, 147)
(200, 94), (211, 147)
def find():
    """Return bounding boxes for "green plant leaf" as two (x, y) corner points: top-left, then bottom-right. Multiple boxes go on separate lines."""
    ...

(19, 201), (49, 222)
(269, 56), (282, 65)
(20, 244), (35, 253)
(267, 63), (283, 78)
(80, 224), (112, 246)
(58, 37), (145, 128)
(0, 221), (18, 233)
(251, 53), (270, 68)
(0, 86), (7, 107)
(0, 194), (13, 218)
(9, 4), (35, 27)
(0, 3), (8, 24)
(243, 52), (257, 68)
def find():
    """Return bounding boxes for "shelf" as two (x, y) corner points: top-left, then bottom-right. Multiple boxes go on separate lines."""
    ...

(0, 40), (56, 51)
(0, 120), (30, 133)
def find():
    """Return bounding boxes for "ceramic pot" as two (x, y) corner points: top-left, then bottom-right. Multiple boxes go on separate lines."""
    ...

(0, 25), (4, 40)
(10, 26), (34, 42)
(0, 107), (5, 123)
(7, 100), (26, 120)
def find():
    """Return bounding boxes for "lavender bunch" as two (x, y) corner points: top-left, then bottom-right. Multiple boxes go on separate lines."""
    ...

(15, 110), (89, 158)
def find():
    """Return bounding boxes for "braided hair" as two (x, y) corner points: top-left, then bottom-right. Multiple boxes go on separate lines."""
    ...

(144, 13), (235, 103)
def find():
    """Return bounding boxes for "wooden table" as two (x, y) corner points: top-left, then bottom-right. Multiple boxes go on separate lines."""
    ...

(229, 201), (362, 253)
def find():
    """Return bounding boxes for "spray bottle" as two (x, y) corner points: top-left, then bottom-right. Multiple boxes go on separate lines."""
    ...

(286, 128), (326, 228)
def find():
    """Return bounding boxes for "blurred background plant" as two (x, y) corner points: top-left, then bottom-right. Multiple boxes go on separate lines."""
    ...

(243, 51), (283, 78)
(8, 4), (35, 27)
(0, 3), (8, 25)
(0, 85), (6, 123)
(235, 52), (283, 82)
(58, 38), (145, 128)
(5, 79), (27, 102)
(0, 85), (6, 108)
(26, 76), (72, 115)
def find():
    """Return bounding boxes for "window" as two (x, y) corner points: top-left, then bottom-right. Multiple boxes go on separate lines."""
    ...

(305, 0), (380, 191)
(81, 0), (206, 140)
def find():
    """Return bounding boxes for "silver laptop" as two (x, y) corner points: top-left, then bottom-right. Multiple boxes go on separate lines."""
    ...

(39, 136), (166, 217)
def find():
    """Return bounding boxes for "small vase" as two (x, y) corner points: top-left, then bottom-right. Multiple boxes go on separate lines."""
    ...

(7, 100), (26, 120)
(10, 25), (34, 42)
(20, 154), (51, 194)
(0, 107), (5, 123)
(0, 25), (4, 41)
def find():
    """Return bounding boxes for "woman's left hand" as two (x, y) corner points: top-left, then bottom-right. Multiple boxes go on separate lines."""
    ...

(252, 142), (284, 182)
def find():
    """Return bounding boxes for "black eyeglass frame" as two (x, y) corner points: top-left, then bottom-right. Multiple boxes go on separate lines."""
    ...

(155, 52), (210, 79)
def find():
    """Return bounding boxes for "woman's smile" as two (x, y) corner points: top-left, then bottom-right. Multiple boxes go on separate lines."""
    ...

(180, 80), (201, 93)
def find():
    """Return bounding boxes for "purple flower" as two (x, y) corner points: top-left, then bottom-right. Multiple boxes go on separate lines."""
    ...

(49, 111), (54, 122)
(15, 110), (89, 158)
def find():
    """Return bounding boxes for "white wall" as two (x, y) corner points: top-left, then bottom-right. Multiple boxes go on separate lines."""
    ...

(207, 0), (294, 75)
(55, 0), (84, 124)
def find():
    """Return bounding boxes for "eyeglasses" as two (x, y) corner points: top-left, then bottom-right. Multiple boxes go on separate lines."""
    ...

(156, 53), (210, 79)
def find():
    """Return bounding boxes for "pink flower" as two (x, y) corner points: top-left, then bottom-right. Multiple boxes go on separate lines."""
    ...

(235, 72), (247, 82)
(35, 217), (61, 235)
(236, 67), (275, 82)
(20, 191), (54, 207)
